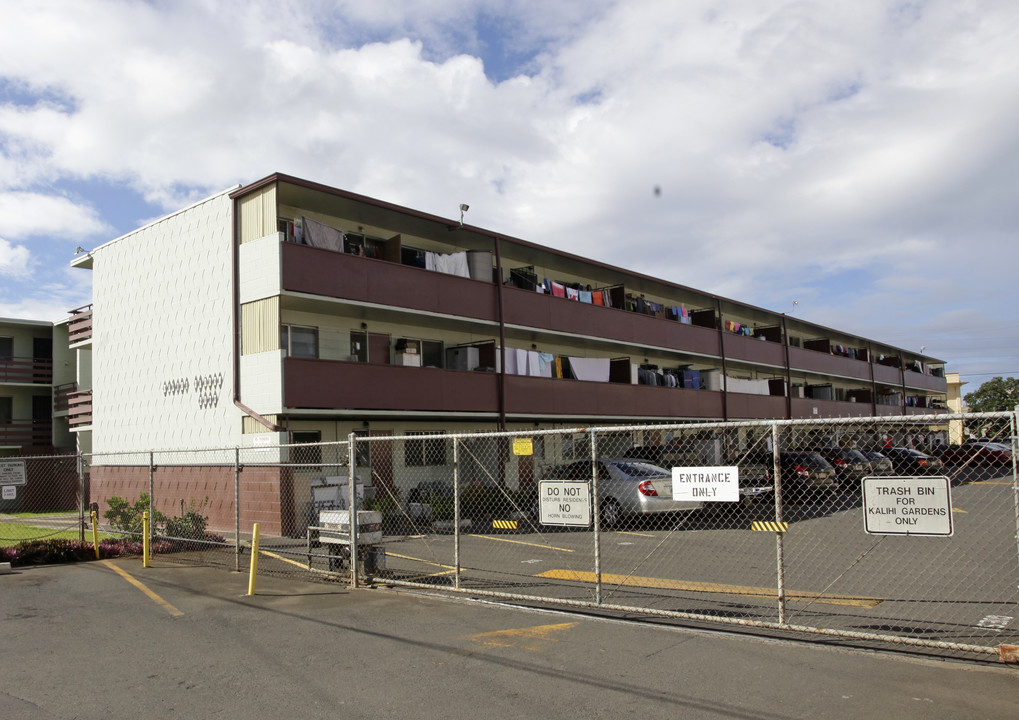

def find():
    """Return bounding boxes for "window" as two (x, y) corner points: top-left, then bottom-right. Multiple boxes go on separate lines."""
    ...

(292, 431), (322, 469)
(0, 396), (12, 423)
(281, 325), (318, 358)
(421, 340), (443, 368)
(407, 431), (447, 466)
(0, 336), (12, 360)
(349, 331), (370, 362)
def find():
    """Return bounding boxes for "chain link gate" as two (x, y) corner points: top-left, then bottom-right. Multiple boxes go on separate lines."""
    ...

(355, 413), (1019, 662)
(5, 411), (1016, 662)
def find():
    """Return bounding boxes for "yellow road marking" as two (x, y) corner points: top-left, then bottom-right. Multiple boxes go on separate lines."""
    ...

(952, 508), (968, 514)
(467, 534), (573, 552)
(617, 531), (656, 538)
(468, 622), (579, 651)
(258, 548), (339, 575)
(400, 570), (458, 582)
(536, 569), (883, 608)
(386, 552), (458, 571)
(102, 560), (184, 617)
(971, 481), (1014, 485)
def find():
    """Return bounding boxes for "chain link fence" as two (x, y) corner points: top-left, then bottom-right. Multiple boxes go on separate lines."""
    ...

(3, 411), (1016, 662)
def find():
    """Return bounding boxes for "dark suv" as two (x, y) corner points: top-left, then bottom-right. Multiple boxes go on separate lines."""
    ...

(813, 447), (873, 490)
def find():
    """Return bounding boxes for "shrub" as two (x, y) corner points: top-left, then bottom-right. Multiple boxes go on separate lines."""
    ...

(103, 493), (166, 536)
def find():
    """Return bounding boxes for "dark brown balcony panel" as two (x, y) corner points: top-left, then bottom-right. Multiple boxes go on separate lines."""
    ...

(0, 419), (53, 446)
(903, 370), (947, 393)
(872, 363), (902, 386)
(905, 406), (945, 416)
(504, 375), (724, 419)
(68, 305), (93, 344)
(67, 391), (93, 428)
(281, 243), (497, 322)
(725, 393), (787, 419)
(284, 358), (499, 412)
(787, 346), (871, 382)
(790, 397), (873, 420)
(503, 286), (721, 356)
(722, 333), (786, 367)
(0, 357), (53, 384)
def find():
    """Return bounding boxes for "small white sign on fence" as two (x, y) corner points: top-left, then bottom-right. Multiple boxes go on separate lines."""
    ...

(2, 485), (15, 500)
(671, 466), (740, 502)
(538, 481), (591, 526)
(0, 459), (27, 486)
(862, 476), (953, 537)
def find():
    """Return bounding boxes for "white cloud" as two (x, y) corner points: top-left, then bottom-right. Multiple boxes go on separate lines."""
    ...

(0, 0), (1017, 380)
(0, 192), (109, 239)
(0, 237), (30, 276)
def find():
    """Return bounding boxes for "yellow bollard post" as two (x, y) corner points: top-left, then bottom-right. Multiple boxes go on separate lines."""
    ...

(247, 523), (261, 596)
(90, 510), (100, 560)
(142, 511), (151, 568)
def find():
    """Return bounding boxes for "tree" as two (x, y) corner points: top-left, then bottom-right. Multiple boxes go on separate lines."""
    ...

(964, 376), (1019, 412)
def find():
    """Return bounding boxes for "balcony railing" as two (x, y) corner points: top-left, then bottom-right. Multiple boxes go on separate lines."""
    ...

(67, 389), (93, 428)
(0, 356), (53, 384)
(68, 304), (93, 345)
(0, 419), (53, 446)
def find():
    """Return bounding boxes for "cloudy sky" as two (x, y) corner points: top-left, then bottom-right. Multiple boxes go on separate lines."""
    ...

(1, 0), (1017, 391)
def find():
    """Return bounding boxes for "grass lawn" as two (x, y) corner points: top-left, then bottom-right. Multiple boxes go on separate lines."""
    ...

(0, 522), (113, 547)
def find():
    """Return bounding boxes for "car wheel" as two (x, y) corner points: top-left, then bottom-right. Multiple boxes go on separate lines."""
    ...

(600, 498), (621, 530)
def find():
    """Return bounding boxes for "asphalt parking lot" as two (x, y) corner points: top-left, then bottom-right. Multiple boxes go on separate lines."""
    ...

(2, 558), (1017, 719)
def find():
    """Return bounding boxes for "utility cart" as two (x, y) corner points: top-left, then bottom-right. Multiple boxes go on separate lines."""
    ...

(309, 509), (386, 574)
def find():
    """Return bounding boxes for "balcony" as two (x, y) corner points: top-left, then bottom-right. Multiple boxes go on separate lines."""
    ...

(68, 305), (93, 345)
(0, 357), (53, 384)
(283, 357), (728, 420)
(0, 419), (53, 447)
(55, 383), (93, 428)
(787, 346), (872, 382)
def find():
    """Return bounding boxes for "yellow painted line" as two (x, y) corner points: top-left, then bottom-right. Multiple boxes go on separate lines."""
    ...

(617, 531), (656, 538)
(386, 552), (458, 571)
(971, 481), (1014, 485)
(952, 508), (968, 514)
(400, 569), (459, 583)
(468, 622), (579, 651)
(467, 534), (574, 552)
(101, 560), (184, 617)
(536, 569), (883, 608)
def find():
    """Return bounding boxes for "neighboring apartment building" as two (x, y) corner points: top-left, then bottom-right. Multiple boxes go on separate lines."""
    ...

(0, 316), (80, 512)
(68, 172), (949, 534)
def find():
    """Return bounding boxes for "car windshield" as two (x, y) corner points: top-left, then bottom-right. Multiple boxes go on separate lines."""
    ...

(843, 449), (869, 462)
(981, 443), (1010, 451)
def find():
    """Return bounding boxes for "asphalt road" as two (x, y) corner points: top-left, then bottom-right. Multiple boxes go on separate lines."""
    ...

(3, 558), (1016, 720)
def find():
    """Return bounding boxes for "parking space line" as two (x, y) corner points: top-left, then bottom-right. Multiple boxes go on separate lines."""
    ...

(971, 481), (1014, 485)
(401, 569), (458, 582)
(101, 560), (184, 617)
(617, 531), (656, 538)
(468, 622), (579, 652)
(467, 534), (574, 552)
(386, 551), (458, 571)
(535, 569), (884, 608)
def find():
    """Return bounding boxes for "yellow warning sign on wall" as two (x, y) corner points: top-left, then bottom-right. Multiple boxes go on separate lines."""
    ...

(512, 438), (533, 456)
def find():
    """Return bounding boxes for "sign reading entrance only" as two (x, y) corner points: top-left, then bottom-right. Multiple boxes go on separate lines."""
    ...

(537, 481), (591, 526)
(862, 475), (953, 537)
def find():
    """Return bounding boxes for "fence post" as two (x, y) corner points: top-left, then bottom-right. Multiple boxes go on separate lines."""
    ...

(772, 422), (787, 624)
(1012, 407), (1019, 585)
(148, 452), (155, 547)
(78, 453), (86, 543)
(234, 447), (241, 573)
(591, 429), (602, 606)
(453, 438), (462, 590)
(347, 432), (358, 589)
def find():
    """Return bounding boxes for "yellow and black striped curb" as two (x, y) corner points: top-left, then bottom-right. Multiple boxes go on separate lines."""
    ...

(492, 519), (519, 530)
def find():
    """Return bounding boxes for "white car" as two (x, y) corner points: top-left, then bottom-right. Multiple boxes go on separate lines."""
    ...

(541, 459), (703, 528)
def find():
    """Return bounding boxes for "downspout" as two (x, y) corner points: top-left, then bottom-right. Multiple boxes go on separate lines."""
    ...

(494, 234), (507, 432)
(717, 298), (728, 421)
(231, 191), (285, 433)
(782, 316), (792, 420)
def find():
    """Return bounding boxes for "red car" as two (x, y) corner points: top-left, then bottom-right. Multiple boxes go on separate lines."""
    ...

(938, 442), (1012, 466)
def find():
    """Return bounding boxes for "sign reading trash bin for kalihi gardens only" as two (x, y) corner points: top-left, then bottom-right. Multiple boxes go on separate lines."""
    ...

(862, 475), (953, 537)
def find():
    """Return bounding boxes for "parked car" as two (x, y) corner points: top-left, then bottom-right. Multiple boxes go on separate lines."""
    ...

(743, 451), (837, 499)
(865, 451), (895, 475)
(623, 445), (774, 505)
(883, 447), (944, 474)
(937, 442), (1012, 467)
(814, 447), (873, 489)
(541, 458), (703, 528)
(776, 451), (838, 498)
